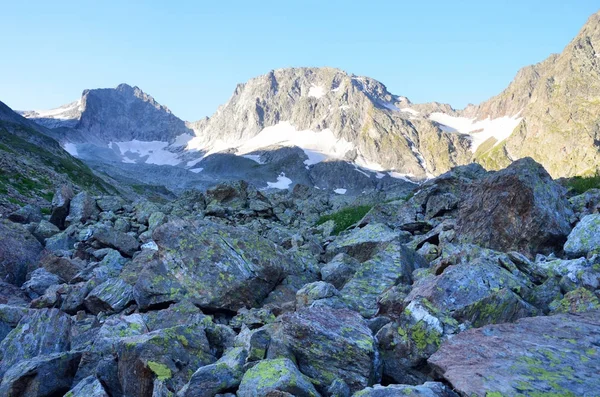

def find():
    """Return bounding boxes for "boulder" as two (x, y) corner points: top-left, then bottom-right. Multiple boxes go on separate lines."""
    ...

(0, 352), (82, 397)
(320, 253), (361, 289)
(237, 358), (321, 397)
(0, 219), (43, 286)
(89, 225), (140, 257)
(49, 185), (74, 229)
(0, 308), (71, 378)
(66, 191), (100, 225)
(278, 306), (379, 393)
(21, 268), (62, 299)
(564, 213), (600, 257)
(455, 157), (573, 257)
(66, 376), (110, 397)
(135, 220), (293, 311)
(325, 223), (399, 262)
(428, 311), (600, 396)
(7, 204), (42, 224)
(31, 220), (60, 242)
(84, 278), (134, 314)
(352, 382), (459, 397)
(96, 195), (126, 212)
(296, 281), (340, 309)
(0, 281), (30, 306)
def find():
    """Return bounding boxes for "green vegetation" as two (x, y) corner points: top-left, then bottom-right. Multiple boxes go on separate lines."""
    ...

(563, 172), (600, 195)
(316, 205), (373, 235)
(147, 361), (172, 380)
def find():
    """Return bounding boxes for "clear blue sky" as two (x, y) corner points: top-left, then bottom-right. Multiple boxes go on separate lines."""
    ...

(0, 0), (598, 121)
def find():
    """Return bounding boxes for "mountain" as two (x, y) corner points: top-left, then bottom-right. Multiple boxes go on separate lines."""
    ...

(0, 100), (111, 214)
(468, 11), (600, 177)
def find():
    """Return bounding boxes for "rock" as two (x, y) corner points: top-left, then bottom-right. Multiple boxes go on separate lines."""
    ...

(455, 158), (574, 257)
(428, 311), (600, 396)
(142, 300), (207, 332)
(327, 378), (351, 397)
(66, 191), (100, 225)
(0, 308), (71, 378)
(340, 240), (427, 318)
(66, 376), (110, 397)
(21, 268), (63, 299)
(533, 256), (600, 291)
(31, 220), (60, 242)
(325, 223), (399, 262)
(148, 211), (168, 230)
(97, 195), (126, 212)
(569, 188), (600, 218)
(230, 307), (277, 330)
(0, 352), (82, 397)
(564, 213), (600, 257)
(0, 219), (43, 286)
(0, 281), (30, 306)
(278, 306), (379, 393)
(320, 253), (361, 289)
(90, 224), (140, 257)
(0, 305), (31, 342)
(117, 325), (215, 397)
(84, 278), (134, 314)
(7, 204), (42, 224)
(135, 201), (161, 225)
(237, 358), (321, 397)
(135, 219), (293, 311)
(549, 288), (600, 313)
(177, 347), (247, 397)
(296, 281), (339, 309)
(114, 217), (131, 232)
(352, 382), (458, 397)
(44, 225), (79, 253)
(49, 185), (74, 229)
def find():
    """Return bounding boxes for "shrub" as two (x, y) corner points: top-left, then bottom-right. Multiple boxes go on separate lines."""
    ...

(564, 173), (600, 195)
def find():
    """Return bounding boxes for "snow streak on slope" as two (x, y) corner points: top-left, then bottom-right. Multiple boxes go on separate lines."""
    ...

(429, 112), (523, 152)
(188, 121), (355, 167)
(111, 140), (182, 166)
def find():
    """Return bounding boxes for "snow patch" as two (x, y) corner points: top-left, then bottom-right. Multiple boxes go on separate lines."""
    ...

(186, 158), (203, 167)
(308, 86), (325, 99)
(334, 188), (347, 195)
(242, 154), (265, 164)
(429, 112), (523, 152)
(171, 133), (194, 147)
(375, 172), (385, 179)
(189, 168), (204, 173)
(380, 101), (401, 111)
(63, 143), (79, 157)
(267, 173), (292, 189)
(111, 140), (181, 166)
(30, 99), (83, 120)
(388, 171), (415, 182)
(400, 108), (419, 116)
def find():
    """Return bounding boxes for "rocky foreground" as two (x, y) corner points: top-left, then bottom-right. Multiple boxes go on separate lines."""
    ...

(0, 157), (599, 396)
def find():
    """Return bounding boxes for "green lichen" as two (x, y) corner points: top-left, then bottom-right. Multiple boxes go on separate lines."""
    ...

(148, 361), (172, 380)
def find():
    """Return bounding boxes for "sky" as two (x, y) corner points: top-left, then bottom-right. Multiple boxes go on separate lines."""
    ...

(0, 1), (598, 121)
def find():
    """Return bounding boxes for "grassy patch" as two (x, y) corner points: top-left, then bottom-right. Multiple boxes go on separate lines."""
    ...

(564, 172), (600, 195)
(316, 205), (372, 235)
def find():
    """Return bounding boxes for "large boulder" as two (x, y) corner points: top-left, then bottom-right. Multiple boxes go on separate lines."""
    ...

(564, 213), (600, 257)
(428, 311), (600, 396)
(49, 185), (74, 229)
(277, 306), (379, 393)
(455, 158), (573, 257)
(66, 376), (110, 397)
(237, 358), (321, 397)
(0, 308), (72, 378)
(324, 223), (399, 262)
(0, 219), (43, 286)
(84, 278), (134, 314)
(66, 191), (100, 225)
(89, 225), (140, 257)
(352, 382), (458, 397)
(134, 219), (294, 311)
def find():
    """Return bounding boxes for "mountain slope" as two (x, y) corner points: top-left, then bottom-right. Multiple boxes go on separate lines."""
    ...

(0, 100), (111, 214)
(188, 67), (472, 178)
(470, 11), (600, 177)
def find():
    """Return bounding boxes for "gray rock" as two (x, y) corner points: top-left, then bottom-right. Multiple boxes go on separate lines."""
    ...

(428, 311), (600, 396)
(352, 382), (458, 397)
(296, 281), (340, 309)
(237, 358), (321, 397)
(32, 220), (60, 242)
(49, 184), (74, 229)
(97, 195), (126, 212)
(84, 278), (134, 314)
(21, 268), (63, 299)
(89, 224), (140, 257)
(66, 376), (110, 397)
(564, 213), (600, 257)
(148, 211), (168, 230)
(0, 308), (71, 378)
(320, 253), (361, 289)
(0, 219), (43, 286)
(66, 191), (100, 225)
(0, 352), (82, 397)
(7, 204), (43, 224)
(325, 223), (398, 262)
(278, 306), (379, 393)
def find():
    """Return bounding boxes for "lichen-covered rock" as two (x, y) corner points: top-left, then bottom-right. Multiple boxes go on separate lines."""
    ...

(0, 308), (71, 378)
(352, 382), (458, 397)
(177, 347), (247, 397)
(136, 219), (294, 311)
(31, 220), (60, 242)
(325, 223), (398, 262)
(564, 213), (600, 257)
(455, 157), (574, 257)
(296, 281), (339, 309)
(428, 311), (600, 396)
(237, 358), (321, 397)
(0, 352), (82, 397)
(38, 252), (84, 283)
(117, 324), (215, 397)
(320, 253), (361, 289)
(49, 184), (74, 229)
(97, 195), (126, 213)
(66, 375), (110, 397)
(340, 241), (427, 317)
(549, 288), (600, 314)
(7, 204), (43, 224)
(278, 306), (379, 393)
(22, 268), (62, 299)
(533, 256), (600, 291)
(84, 278), (134, 314)
(89, 225), (140, 257)
(0, 282), (30, 306)
(66, 191), (100, 225)
(0, 219), (43, 286)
